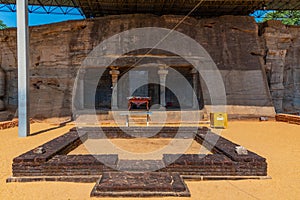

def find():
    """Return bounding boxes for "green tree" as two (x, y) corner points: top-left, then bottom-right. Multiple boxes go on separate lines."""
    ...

(263, 10), (300, 25)
(0, 20), (8, 30)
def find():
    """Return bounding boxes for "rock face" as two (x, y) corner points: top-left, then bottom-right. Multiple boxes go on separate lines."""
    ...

(261, 21), (300, 114)
(0, 14), (296, 119)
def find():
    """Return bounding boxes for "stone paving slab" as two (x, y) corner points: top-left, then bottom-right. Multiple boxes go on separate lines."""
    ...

(90, 172), (190, 197)
(117, 160), (165, 172)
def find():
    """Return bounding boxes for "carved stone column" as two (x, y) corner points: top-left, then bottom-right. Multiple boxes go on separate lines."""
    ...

(77, 69), (86, 110)
(110, 67), (120, 109)
(158, 66), (168, 108)
(191, 68), (199, 109)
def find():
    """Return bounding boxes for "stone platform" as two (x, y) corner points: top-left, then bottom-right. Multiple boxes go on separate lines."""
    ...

(7, 126), (268, 197)
(90, 172), (190, 197)
(75, 110), (207, 126)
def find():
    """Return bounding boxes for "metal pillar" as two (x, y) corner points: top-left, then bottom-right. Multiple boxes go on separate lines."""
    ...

(17, 0), (30, 137)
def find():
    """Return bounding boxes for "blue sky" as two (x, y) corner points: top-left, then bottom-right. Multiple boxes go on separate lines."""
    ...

(0, 8), (265, 28)
(0, 10), (84, 27)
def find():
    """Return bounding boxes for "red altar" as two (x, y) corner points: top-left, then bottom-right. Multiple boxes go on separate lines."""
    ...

(127, 96), (151, 110)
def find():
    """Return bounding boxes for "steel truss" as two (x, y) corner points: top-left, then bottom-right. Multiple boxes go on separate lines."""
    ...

(1, 1), (300, 21)
(0, 0), (83, 15)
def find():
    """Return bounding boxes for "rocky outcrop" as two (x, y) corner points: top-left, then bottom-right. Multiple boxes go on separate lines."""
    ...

(261, 21), (300, 114)
(0, 66), (5, 110)
(195, 16), (272, 108)
(0, 14), (288, 119)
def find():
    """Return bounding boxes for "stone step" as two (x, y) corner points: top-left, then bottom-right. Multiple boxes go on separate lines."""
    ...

(117, 160), (165, 172)
(128, 118), (148, 122)
(90, 172), (190, 197)
(126, 122), (148, 126)
(75, 110), (208, 123)
(128, 116), (148, 119)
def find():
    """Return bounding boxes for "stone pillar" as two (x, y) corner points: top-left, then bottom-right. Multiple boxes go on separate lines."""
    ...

(118, 73), (127, 109)
(77, 69), (86, 109)
(191, 68), (198, 109)
(110, 67), (120, 109)
(158, 66), (168, 108)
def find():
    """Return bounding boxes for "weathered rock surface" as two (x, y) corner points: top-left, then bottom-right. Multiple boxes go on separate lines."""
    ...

(261, 20), (300, 114)
(0, 15), (295, 118)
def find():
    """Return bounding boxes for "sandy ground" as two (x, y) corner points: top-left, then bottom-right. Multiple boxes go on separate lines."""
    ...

(69, 138), (212, 159)
(0, 121), (299, 199)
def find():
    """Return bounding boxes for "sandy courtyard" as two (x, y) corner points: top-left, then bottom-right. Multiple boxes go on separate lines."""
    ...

(68, 138), (212, 160)
(0, 121), (299, 199)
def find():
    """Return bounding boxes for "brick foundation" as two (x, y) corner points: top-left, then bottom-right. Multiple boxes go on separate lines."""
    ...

(11, 127), (267, 177)
(90, 172), (190, 197)
(8, 126), (268, 197)
(276, 114), (300, 125)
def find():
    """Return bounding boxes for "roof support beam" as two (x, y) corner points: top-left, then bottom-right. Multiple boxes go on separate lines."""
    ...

(17, 0), (30, 137)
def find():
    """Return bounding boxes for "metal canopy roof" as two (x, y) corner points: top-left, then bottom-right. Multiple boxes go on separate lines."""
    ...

(1, 0), (300, 18)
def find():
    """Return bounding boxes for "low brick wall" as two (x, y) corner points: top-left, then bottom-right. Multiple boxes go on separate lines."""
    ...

(276, 114), (300, 125)
(162, 129), (267, 177)
(11, 126), (268, 179)
(0, 119), (34, 130)
(71, 126), (208, 139)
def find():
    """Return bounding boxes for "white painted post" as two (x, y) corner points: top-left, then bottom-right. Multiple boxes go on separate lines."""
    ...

(17, 0), (30, 137)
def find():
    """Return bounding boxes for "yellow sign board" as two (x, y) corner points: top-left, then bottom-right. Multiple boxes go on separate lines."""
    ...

(210, 113), (228, 129)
